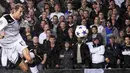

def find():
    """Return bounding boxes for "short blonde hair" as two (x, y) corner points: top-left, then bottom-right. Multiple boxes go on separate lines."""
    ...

(11, 3), (24, 13)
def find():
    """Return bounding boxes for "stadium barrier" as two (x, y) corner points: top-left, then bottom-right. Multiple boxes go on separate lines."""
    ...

(0, 68), (130, 73)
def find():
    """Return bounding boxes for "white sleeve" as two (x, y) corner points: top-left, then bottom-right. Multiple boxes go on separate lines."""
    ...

(96, 45), (105, 55)
(0, 16), (8, 31)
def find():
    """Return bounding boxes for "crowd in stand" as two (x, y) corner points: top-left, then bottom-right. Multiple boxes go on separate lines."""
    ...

(1, 0), (130, 71)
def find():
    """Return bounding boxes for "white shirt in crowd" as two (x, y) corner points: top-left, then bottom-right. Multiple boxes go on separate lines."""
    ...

(87, 42), (105, 64)
(77, 44), (82, 63)
(50, 12), (64, 21)
(39, 32), (47, 44)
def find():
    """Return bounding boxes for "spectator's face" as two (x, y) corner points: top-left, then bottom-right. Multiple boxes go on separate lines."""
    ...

(81, 19), (87, 25)
(27, 1), (34, 8)
(67, 3), (72, 10)
(94, 17), (100, 24)
(95, 5), (100, 12)
(44, 24), (50, 31)
(40, 21), (47, 28)
(125, 20), (130, 26)
(83, 11), (89, 18)
(55, 5), (60, 12)
(126, 27), (130, 33)
(79, 9), (84, 16)
(25, 27), (31, 33)
(93, 39), (99, 44)
(49, 37), (55, 44)
(68, 16), (73, 23)
(42, 12), (47, 19)
(92, 3), (97, 9)
(77, 37), (83, 43)
(119, 31), (124, 37)
(53, 16), (58, 24)
(111, 14), (116, 20)
(127, 6), (130, 11)
(59, 16), (65, 22)
(109, 1), (114, 6)
(109, 38), (115, 44)
(99, 12), (103, 19)
(60, 22), (66, 29)
(92, 27), (97, 34)
(125, 37), (130, 45)
(12, 7), (24, 20)
(46, 30), (51, 37)
(44, 4), (49, 9)
(81, 1), (87, 7)
(113, 9), (118, 15)
(68, 28), (73, 35)
(65, 42), (70, 48)
(33, 37), (38, 44)
(106, 21), (111, 27)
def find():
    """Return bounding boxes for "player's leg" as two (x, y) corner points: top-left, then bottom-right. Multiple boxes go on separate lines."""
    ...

(22, 48), (33, 63)
(18, 59), (29, 72)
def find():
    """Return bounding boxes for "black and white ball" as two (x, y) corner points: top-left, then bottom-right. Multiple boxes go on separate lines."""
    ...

(75, 25), (89, 38)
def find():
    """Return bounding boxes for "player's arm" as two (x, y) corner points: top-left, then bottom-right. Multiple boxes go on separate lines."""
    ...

(0, 16), (8, 31)
(0, 16), (8, 39)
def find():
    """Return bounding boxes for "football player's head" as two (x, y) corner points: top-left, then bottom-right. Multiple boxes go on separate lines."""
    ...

(11, 3), (24, 20)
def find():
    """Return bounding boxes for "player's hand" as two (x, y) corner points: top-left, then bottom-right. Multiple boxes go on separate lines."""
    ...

(0, 32), (5, 39)
(105, 58), (110, 63)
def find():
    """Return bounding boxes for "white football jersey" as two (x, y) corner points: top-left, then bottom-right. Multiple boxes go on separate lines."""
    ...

(0, 14), (22, 48)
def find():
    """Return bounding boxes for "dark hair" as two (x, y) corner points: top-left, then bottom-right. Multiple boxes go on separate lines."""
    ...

(49, 35), (56, 39)
(68, 15), (73, 19)
(92, 25), (98, 30)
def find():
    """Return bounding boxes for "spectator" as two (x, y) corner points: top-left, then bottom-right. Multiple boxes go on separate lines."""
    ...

(59, 40), (74, 69)
(88, 26), (103, 44)
(78, 0), (92, 13)
(57, 21), (68, 43)
(39, 24), (50, 44)
(59, 15), (65, 22)
(28, 36), (47, 72)
(73, 37), (91, 68)
(104, 20), (118, 44)
(67, 15), (77, 30)
(22, 26), (33, 46)
(50, 4), (64, 21)
(52, 15), (59, 37)
(45, 35), (60, 69)
(64, 2), (78, 18)
(122, 35), (130, 68)
(116, 30), (125, 45)
(90, 17), (105, 38)
(66, 28), (77, 46)
(98, 12), (106, 26)
(87, 38), (105, 68)
(105, 36), (122, 68)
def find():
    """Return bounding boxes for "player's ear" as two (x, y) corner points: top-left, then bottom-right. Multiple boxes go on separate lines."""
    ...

(11, 9), (16, 14)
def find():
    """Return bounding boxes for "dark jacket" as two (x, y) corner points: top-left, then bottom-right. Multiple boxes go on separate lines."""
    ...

(42, 39), (60, 69)
(105, 43), (122, 67)
(122, 45), (130, 68)
(73, 43), (91, 67)
(59, 48), (74, 69)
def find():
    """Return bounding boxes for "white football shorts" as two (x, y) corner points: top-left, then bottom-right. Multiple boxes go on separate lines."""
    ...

(1, 38), (28, 66)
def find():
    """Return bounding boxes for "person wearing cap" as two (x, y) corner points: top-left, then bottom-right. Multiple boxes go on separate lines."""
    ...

(87, 37), (105, 68)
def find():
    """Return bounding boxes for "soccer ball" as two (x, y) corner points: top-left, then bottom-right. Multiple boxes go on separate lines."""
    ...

(75, 25), (89, 38)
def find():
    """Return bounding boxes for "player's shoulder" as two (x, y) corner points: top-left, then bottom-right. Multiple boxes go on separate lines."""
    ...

(2, 14), (14, 23)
